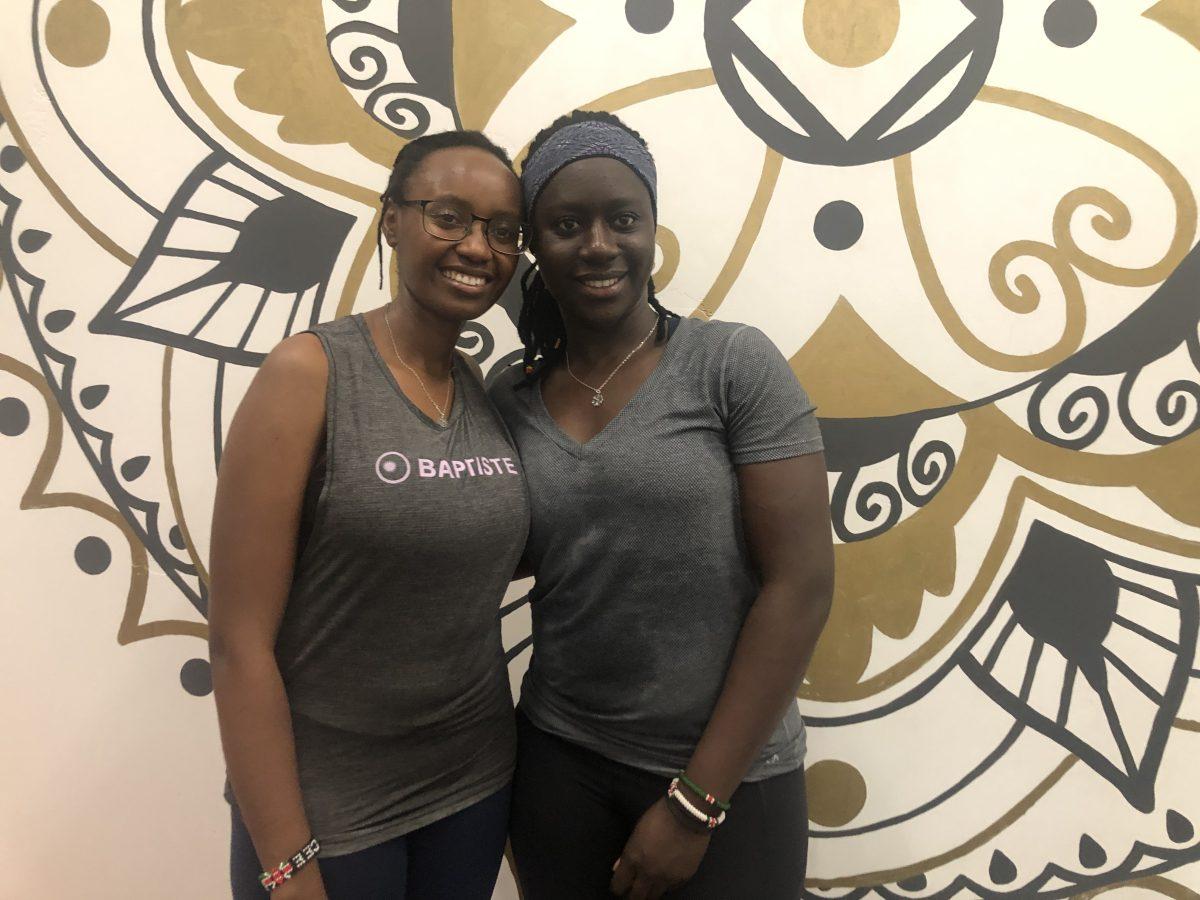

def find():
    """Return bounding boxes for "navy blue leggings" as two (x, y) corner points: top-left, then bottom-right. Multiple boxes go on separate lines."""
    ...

(230, 785), (510, 900)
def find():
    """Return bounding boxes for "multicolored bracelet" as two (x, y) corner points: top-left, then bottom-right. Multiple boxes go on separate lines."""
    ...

(677, 770), (732, 812)
(668, 778), (727, 830)
(260, 837), (320, 893)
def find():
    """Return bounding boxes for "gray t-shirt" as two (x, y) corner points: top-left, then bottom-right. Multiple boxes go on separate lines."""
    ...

(234, 314), (529, 856)
(489, 316), (823, 781)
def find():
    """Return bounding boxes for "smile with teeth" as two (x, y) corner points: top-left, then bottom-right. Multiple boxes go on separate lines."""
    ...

(441, 269), (488, 287)
(580, 275), (623, 288)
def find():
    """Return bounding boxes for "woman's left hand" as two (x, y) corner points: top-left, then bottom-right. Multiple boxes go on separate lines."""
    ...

(609, 797), (711, 899)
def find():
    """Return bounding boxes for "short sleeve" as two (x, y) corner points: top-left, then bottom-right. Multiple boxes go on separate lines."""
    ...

(720, 325), (823, 465)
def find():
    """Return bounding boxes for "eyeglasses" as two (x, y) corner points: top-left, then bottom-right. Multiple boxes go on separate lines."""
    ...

(391, 198), (528, 256)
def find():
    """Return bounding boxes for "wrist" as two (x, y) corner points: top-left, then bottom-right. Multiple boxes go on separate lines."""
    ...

(661, 794), (712, 835)
(260, 836), (321, 893)
(677, 769), (732, 812)
(666, 778), (727, 832)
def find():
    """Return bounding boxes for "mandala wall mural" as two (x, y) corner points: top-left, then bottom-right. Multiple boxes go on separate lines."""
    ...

(2, 1), (1199, 897)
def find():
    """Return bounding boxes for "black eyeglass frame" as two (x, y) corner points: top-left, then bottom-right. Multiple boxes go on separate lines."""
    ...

(388, 197), (528, 256)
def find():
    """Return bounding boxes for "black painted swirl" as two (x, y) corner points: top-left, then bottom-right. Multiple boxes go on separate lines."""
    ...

(1159, 380), (1200, 428)
(365, 86), (434, 137)
(326, 22), (402, 90)
(898, 439), (956, 507)
(1029, 378), (1110, 449)
(831, 469), (904, 543)
(456, 321), (495, 365)
(1116, 368), (1200, 446)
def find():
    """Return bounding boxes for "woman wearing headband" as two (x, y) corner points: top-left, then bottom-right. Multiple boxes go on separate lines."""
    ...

(489, 111), (834, 899)
(209, 130), (529, 899)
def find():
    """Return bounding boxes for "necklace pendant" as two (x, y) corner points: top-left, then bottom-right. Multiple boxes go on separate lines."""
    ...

(591, 392), (604, 407)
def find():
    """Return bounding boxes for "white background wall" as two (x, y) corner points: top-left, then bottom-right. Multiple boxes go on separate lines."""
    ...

(3, 1), (1200, 897)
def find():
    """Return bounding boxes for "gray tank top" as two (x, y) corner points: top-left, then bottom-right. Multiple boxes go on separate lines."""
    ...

(268, 313), (529, 856)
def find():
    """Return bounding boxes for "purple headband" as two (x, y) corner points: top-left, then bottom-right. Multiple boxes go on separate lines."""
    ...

(521, 120), (657, 220)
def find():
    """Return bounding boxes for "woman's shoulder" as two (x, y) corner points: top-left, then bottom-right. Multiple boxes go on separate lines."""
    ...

(672, 315), (775, 368)
(260, 331), (328, 387)
(303, 312), (361, 344)
(682, 316), (767, 345)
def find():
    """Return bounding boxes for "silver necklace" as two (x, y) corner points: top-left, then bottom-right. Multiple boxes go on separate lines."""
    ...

(565, 319), (658, 408)
(383, 305), (453, 427)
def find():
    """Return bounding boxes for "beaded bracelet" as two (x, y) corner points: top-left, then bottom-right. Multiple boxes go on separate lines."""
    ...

(260, 837), (320, 893)
(668, 778), (727, 830)
(664, 789), (713, 834)
(677, 770), (732, 812)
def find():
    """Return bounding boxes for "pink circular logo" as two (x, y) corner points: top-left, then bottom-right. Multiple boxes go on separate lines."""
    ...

(375, 451), (411, 484)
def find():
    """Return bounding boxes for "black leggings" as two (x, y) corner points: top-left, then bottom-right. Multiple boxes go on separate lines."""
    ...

(230, 785), (510, 900)
(509, 713), (808, 899)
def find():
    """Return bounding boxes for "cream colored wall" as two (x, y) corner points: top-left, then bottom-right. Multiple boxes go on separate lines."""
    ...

(2, 1), (1200, 897)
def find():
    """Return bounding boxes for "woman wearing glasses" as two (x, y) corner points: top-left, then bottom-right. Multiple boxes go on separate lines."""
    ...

(209, 130), (530, 899)
(489, 111), (834, 899)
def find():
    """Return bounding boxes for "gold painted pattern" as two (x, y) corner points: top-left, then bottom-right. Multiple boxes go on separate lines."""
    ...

(803, 0), (900, 68)
(899, 86), (1196, 372)
(808, 755), (1078, 888)
(806, 472), (1200, 701)
(167, 0), (383, 206)
(653, 223), (680, 291)
(44, 0), (110, 68)
(452, 0), (574, 130)
(1145, 0), (1200, 53)
(174, 0), (399, 168)
(0, 354), (206, 644)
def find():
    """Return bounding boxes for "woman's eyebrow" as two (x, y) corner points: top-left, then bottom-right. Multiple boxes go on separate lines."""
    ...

(426, 193), (521, 216)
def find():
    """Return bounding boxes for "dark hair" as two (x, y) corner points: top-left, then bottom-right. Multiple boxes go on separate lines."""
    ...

(376, 130), (515, 288)
(516, 110), (677, 382)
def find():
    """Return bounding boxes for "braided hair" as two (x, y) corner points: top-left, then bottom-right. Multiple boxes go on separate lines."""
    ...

(517, 110), (678, 383)
(376, 130), (515, 289)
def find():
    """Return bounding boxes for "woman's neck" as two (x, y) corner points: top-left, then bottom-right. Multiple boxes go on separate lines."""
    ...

(383, 295), (460, 377)
(561, 299), (660, 370)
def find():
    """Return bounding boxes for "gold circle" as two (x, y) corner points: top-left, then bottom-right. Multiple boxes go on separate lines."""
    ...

(652, 224), (681, 291)
(806, 759), (867, 827)
(803, 0), (900, 68)
(45, 0), (111, 68)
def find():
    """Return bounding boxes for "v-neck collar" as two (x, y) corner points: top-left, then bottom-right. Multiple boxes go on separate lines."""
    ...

(531, 316), (692, 456)
(354, 313), (463, 433)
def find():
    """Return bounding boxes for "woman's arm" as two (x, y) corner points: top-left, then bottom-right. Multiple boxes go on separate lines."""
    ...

(209, 334), (329, 899)
(611, 451), (833, 899)
(682, 451), (833, 796)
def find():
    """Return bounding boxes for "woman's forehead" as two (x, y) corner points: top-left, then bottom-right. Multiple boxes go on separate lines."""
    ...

(407, 146), (519, 208)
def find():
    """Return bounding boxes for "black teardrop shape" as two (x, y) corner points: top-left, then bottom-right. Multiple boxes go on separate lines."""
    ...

(44, 310), (75, 332)
(169, 525), (186, 550)
(80, 385), (109, 409)
(1078, 833), (1106, 868)
(897, 873), (928, 891)
(989, 849), (1017, 884)
(120, 455), (150, 481)
(18, 229), (51, 253)
(1167, 809), (1195, 843)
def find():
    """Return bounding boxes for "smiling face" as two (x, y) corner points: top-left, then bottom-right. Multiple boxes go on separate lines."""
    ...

(530, 156), (657, 331)
(382, 145), (522, 323)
